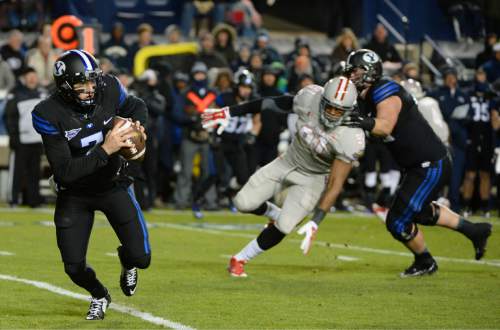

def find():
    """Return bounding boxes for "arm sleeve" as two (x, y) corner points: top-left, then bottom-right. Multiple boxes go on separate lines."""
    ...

(229, 95), (294, 116)
(41, 133), (110, 186)
(371, 81), (401, 105)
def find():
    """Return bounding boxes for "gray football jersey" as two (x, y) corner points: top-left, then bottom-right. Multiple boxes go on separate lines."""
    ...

(283, 84), (365, 174)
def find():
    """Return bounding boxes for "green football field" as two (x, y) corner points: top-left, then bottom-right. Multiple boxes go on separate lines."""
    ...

(0, 207), (499, 329)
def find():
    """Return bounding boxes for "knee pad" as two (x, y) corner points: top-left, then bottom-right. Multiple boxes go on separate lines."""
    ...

(415, 202), (440, 226)
(386, 214), (419, 242)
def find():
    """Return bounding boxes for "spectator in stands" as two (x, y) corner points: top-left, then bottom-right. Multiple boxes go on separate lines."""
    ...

(212, 23), (238, 65)
(249, 51), (264, 84)
(363, 23), (402, 73)
(0, 56), (15, 92)
(253, 29), (282, 65)
(196, 32), (228, 69)
(170, 71), (190, 151)
(287, 55), (321, 94)
(210, 67), (233, 93)
(180, 0), (230, 38)
(430, 67), (469, 212)
(0, 29), (26, 76)
(231, 42), (251, 72)
(101, 22), (128, 70)
(127, 23), (155, 71)
(476, 33), (497, 68)
(331, 27), (359, 66)
(165, 24), (183, 44)
(229, 0), (262, 38)
(3, 67), (45, 207)
(131, 69), (166, 211)
(256, 65), (287, 166)
(26, 36), (58, 88)
(289, 38), (323, 76)
(174, 62), (217, 209)
(481, 43), (500, 83)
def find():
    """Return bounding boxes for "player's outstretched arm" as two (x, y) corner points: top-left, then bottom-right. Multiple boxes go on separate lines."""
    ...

(297, 159), (353, 255)
(202, 95), (294, 134)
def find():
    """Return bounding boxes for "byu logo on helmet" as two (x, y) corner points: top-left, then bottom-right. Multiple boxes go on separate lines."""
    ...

(54, 61), (66, 76)
(362, 52), (379, 64)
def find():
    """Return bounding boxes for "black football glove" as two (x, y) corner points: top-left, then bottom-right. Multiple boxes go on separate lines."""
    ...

(342, 113), (376, 131)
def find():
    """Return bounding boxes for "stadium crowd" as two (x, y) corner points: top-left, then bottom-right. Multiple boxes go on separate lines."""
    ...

(2, 0), (500, 220)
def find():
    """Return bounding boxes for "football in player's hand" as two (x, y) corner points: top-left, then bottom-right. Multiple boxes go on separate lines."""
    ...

(113, 116), (146, 161)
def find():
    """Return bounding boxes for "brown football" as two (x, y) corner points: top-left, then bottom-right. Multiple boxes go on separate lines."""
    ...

(112, 116), (146, 161)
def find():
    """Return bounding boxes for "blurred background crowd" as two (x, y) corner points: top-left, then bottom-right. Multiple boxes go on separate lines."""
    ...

(1, 0), (500, 219)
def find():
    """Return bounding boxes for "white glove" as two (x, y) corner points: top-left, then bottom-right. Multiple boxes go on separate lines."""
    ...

(202, 106), (230, 135)
(297, 220), (318, 255)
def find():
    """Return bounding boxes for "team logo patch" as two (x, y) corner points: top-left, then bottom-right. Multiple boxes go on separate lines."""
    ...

(86, 123), (93, 129)
(53, 61), (66, 76)
(362, 52), (380, 64)
(64, 128), (81, 141)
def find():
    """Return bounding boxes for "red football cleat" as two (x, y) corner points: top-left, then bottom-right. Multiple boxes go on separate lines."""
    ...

(228, 256), (248, 277)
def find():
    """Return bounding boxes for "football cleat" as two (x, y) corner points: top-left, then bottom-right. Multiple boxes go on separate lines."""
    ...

(120, 266), (138, 296)
(372, 203), (388, 222)
(471, 223), (492, 260)
(86, 291), (111, 320)
(228, 256), (248, 277)
(400, 258), (438, 278)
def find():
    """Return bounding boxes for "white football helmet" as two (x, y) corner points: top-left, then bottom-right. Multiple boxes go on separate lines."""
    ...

(319, 76), (358, 129)
(400, 79), (425, 100)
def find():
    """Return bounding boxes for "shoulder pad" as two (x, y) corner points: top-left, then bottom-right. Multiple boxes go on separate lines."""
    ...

(332, 126), (365, 163)
(293, 84), (323, 116)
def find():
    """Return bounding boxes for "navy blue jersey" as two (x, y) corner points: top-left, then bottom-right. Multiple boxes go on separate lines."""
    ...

(360, 77), (447, 168)
(32, 74), (147, 193)
(467, 94), (492, 147)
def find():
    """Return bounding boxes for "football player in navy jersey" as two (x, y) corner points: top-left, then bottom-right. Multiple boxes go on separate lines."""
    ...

(31, 50), (150, 320)
(342, 49), (492, 277)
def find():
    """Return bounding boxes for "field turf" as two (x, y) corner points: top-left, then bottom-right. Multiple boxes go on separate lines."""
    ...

(0, 207), (499, 329)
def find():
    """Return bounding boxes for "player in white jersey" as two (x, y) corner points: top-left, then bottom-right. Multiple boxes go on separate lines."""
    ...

(400, 79), (450, 145)
(202, 76), (365, 277)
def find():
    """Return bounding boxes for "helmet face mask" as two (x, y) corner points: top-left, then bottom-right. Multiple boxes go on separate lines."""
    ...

(319, 77), (358, 129)
(53, 50), (103, 110)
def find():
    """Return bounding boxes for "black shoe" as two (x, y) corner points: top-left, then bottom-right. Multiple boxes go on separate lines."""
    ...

(400, 259), (438, 278)
(120, 266), (138, 296)
(86, 291), (111, 320)
(471, 223), (492, 260)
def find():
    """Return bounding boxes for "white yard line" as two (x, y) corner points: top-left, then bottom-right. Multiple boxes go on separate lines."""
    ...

(336, 256), (359, 262)
(158, 223), (500, 268)
(0, 274), (195, 330)
(105, 252), (118, 257)
(0, 251), (14, 256)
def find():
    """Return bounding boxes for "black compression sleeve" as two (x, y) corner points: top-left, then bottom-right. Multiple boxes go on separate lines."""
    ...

(229, 95), (294, 116)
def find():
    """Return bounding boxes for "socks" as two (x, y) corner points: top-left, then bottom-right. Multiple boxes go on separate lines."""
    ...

(234, 239), (264, 261)
(414, 248), (433, 263)
(456, 217), (477, 240)
(263, 202), (281, 221)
